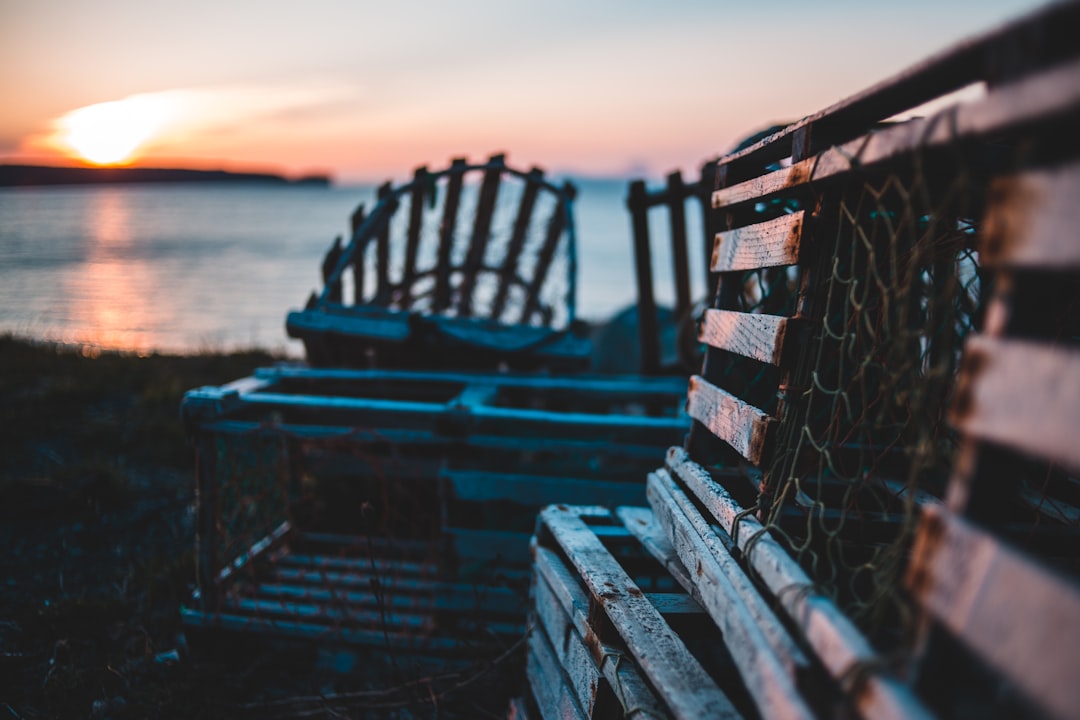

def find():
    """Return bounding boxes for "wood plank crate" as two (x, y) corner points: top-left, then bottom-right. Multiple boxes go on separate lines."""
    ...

(525, 504), (760, 720)
(180, 366), (690, 657)
(635, 2), (1080, 718)
(286, 154), (591, 372)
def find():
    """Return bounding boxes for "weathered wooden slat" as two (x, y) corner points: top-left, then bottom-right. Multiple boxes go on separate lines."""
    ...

(698, 309), (791, 365)
(527, 617), (588, 720)
(400, 165), (428, 308)
(532, 543), (674, 719)
(252, 365), (688, 397)
(646, 470), (814, 720)
(685, 375), (775, 465)
(667, 170), (692, 323)
(714, 56), (1080, 209)
(322, 236), (344, 303)
(181, 608), (476, 653)
(519, 182), (573, 325)
(981, 160), (1080, 269)
(254, 580), (522, 615)
(434, 158), (467, 312)
(459, 154), (505, 317)
(711, 211), (804, 272)
(538, 505), (741, 720)
(441, 469), (644, 508)
(374, 181), (393, 303)
(628, 179), (661, 375)
(950, 335), (1080, 474)
(665, 446), (931, 720)
(531, 572), (612, 718)
(907, 503), (1080, 720)
(349, 204), (366, 303)
(491, 167), (544, 320)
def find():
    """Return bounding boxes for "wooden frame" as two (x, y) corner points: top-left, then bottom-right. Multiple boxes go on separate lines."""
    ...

(287, 154), (590, 371)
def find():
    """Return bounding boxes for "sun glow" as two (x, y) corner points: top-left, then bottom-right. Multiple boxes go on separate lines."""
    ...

(57, 96), (173, 165)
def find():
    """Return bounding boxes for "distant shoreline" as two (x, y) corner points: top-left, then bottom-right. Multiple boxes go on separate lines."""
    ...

(0, 164), (331, 188)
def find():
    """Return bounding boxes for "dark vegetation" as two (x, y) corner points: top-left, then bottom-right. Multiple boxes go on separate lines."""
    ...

(0, 335), (280, 718)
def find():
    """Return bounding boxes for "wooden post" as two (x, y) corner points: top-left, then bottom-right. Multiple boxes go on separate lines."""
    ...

(195, 432), (219, 612)
(520, 182), (573, 325)
(667, 170), (692, 324)
(401, 165), (428, 309)
(349, 204), (366, 304)
(491, 167), (544, 321)
(699, 161), (720, 295)
(321, 236), (344, 303)
(459, 154), (505, 317)
(434, 159), (467, 312)
(629, 180), (661, 375)
(374, 181), (393, 305)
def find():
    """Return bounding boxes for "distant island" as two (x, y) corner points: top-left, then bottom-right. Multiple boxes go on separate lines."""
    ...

(0, 164), (331, 188)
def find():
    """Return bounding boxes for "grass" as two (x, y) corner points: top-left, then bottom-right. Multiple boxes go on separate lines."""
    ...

(0, 334), (278, 719)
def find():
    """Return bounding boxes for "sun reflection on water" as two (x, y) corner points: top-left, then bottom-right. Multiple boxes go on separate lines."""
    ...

(62, 189), (162, 353)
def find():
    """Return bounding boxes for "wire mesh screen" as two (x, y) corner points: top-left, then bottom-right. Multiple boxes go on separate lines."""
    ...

(754, 156), (986, 647)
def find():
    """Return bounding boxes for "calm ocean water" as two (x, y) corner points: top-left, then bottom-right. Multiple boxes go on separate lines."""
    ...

(0, 179), (707, 356)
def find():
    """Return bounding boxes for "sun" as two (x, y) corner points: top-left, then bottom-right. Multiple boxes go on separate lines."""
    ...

(57, 95), (172, 166)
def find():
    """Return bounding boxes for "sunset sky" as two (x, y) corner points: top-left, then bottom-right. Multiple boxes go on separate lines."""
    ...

(1, 0), (1042, 183)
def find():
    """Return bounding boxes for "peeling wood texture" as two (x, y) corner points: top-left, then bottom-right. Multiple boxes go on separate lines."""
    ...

(532, 545), (668, 719)
(711, 211), (803, 272)
(536, 506), (741, 720)
(950, 335), (1080, 475)
(698, 309), (790, 365)
(907, 504), (1080, 720)
(664, 447), (930, 720)
(713, 56), (1080, 210)
(981, 160), (1080, 269)
(685, 375), (774, 466)
(646, 471), (814, 719)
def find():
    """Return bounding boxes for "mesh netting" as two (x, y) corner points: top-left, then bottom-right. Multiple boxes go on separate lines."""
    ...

(754, 155), (986, 647)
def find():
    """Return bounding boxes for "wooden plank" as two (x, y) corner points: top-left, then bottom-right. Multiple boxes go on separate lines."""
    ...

(530, 572), (610, 718)
(907, 503), (1080, 720)
(950, 335), (1080, 474)
(667, 170), (692, 323)
(527, 615), (588, 720)
(349, 204), (366, 303)
(628, 179), (661, 375)
(712, 1), (1080, 182)
(491, 167), (544, 320)
(685, 375), (774, 465)
(665, 446), (931, 720)
(520, 182), (573, 325)
(714, 56), (1080, 209)
(374, 181), (393, 303)
(441, 469), (645, 508)
(538, 505), (741, 720)
(321, 236), (344, 303)
(459, 154), (505, 317)
(981, 160), (1080, 269)
(698, 309), (791, 365)
(434, 158), (467, 312)
(647, 471), (814, 720)
(253, 365), (688, 397)
(400, 165), (428, 308)
(532, 544), (673, 719)
(711, 210), (803, 272)
(254, 580), (522, 616)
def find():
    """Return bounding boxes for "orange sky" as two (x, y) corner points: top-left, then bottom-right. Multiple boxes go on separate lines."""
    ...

(1, 0), (1042, 183)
